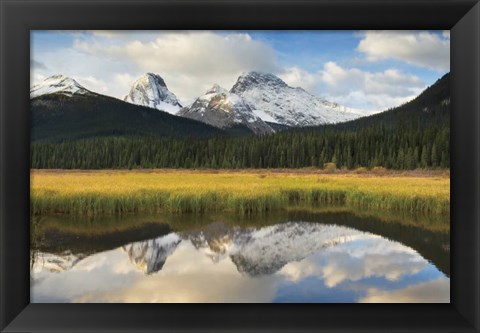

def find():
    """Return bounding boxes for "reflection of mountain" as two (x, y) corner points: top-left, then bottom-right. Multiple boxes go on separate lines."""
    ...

(229, 223), (359, 276)
(31, 251), (86, 274)
(122, 234), (181, 275)
(182, 222), (236, 263)
(181, 222), (361, 276)
(31, 218), (448, 279)
(119, 222), (360, 276)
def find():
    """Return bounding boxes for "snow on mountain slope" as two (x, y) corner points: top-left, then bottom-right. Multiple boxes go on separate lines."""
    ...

(30, 75), (92, 98)
(230, 71), (368, 127)
(177, 84), (274, 134)
(124, 73), (182, 115)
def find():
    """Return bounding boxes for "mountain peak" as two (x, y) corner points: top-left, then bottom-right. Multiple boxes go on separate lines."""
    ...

(233, 71), (288, 92)
(139, 73), (168, 88)
(124, 73), (182, 115)
(30, 75), (90, 98)
(178, 86), (274, 135)
(230, 71), (367, 126)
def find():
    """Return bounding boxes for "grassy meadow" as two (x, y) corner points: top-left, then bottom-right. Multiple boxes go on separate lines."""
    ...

(30, 169), (450, 217)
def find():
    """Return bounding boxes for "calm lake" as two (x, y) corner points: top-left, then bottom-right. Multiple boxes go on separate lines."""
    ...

(30, 209), (450, 303)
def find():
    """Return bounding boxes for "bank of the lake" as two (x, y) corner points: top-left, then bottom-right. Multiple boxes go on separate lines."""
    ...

(30, 169), (450, 216)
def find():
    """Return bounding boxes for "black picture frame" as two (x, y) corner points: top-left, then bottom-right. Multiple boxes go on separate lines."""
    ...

(1, 0), (479, 332)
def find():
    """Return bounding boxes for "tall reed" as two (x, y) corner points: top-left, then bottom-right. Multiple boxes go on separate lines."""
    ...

(31, 170), (450, 216)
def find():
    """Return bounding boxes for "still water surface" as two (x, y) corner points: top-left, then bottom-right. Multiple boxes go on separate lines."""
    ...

(30, 210), (450, 303)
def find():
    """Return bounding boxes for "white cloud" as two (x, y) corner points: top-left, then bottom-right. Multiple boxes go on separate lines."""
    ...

(279, 66), (321, 93)
(30, 45), (138, 100)
(357, 30), (450, 72)
(76, 76), (109, 94)
(320, 61), (425, 111)
(276, 61), (426, 112)
(72, 31), (280, 103)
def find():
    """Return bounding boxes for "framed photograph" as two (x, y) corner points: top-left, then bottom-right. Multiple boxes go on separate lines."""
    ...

(1, 0), (479, 332)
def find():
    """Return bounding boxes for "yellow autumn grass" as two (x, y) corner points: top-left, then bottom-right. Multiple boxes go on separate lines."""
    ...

(30, 169), (450, 216)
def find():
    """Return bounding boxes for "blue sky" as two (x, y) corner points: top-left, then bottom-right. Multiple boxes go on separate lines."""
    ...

(31, 30), (450, 111)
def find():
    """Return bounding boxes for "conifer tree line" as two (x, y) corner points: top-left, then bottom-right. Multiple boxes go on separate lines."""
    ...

(31, 120), (449, 170)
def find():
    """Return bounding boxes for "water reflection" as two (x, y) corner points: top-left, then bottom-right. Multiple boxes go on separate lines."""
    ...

(31, 216), (450, 303)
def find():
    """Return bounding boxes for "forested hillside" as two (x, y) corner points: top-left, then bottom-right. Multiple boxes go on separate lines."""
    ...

(31, 93), (225, 141)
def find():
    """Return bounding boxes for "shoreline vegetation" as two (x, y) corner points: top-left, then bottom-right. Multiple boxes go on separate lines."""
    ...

(31, 168), (450, 217)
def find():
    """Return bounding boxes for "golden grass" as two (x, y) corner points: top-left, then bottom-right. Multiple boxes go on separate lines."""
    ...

(30, 169), (450, 216)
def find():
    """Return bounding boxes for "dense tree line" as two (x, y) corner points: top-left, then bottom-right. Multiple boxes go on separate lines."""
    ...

(31, 120), (449, 170)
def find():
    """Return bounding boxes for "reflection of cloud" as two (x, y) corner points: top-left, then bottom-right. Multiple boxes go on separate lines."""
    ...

(321, 251), (425, 287)
(279, 237), (426, 288)
(74, 254), (106, 272)
(73, 242), (279, 303)
(31, 249), (139, 303)
(358, 277), (450, 303)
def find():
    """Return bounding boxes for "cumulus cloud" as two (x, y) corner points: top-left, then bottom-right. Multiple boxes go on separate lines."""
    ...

(76, 76), (109, 94)
(73, 31), (280, 103)
(320, 61), (425, 111)
(357, 30), (450, 72)
(278, 61), (425, 111)
(279, 66), (321, 93)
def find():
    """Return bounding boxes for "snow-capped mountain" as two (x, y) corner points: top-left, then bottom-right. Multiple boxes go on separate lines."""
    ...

(230, 71), (368, 127)
(177, 84), (274, 135)
(30, 75), (92, 98)
(122, 233), (181, 275)
(124, 73), (182, 115)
